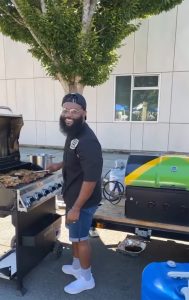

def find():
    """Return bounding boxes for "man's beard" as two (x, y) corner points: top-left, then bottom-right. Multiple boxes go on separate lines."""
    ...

(59, 115), (84, 137)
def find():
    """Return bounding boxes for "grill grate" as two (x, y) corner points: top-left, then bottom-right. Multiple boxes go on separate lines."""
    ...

(0, 161), (42, 173)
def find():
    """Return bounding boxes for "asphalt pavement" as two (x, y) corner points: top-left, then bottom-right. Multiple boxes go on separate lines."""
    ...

(0, 146), (188, 300)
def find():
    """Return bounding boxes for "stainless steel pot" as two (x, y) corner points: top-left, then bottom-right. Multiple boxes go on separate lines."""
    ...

(28, 154), (54, 169)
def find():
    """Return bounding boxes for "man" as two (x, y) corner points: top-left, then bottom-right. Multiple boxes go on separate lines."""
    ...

(48, 93), (103, 294)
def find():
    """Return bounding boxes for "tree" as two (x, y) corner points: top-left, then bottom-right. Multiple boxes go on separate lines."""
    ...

(0, 0), (183, 93)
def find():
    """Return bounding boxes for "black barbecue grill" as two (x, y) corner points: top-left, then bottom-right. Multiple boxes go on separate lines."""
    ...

(0, 107), (63, 293)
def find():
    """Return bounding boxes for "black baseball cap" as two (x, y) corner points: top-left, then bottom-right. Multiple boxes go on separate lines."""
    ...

(62, 93), (87, 111)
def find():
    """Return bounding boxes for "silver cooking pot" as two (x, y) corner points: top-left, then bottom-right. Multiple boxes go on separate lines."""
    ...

(28, 153), (54, 169)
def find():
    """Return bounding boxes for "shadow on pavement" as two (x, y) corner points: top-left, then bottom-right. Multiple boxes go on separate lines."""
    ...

(0, 231), (188, 300)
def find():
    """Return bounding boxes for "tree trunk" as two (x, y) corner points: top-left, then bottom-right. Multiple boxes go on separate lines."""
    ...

(68, 82), (84, 94)
(56, 73), (85, 95)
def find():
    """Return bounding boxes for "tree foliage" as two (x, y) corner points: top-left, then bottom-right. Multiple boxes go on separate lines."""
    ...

(0, 0), (183, 92)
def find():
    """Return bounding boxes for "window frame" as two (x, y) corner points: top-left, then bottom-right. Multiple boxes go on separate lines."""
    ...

(114, 73), (161, 123)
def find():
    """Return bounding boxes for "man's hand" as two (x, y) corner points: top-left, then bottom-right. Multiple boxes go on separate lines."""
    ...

(66, 207), (80, 224)
(46, 161), (63, 173)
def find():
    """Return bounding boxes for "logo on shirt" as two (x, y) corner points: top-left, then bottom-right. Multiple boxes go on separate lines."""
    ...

(70, 138), (79, 150)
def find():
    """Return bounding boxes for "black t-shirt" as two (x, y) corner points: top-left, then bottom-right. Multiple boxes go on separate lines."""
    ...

(62, 123), (103, 210)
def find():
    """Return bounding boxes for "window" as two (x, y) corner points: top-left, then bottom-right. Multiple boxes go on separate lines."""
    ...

(115, 75), (159, 122)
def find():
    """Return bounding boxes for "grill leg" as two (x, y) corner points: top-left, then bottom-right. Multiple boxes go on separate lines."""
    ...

(16, 280), (27, 296)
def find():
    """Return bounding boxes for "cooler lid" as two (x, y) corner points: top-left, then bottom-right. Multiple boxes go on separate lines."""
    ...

(0, 106), (23, 163)
(125, 155), (189, 190)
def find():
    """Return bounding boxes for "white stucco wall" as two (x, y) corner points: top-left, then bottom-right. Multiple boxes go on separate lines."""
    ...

(0, 0), (189, 152)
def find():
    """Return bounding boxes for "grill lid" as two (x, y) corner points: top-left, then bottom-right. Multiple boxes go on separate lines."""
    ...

(0, 106), (23, 167)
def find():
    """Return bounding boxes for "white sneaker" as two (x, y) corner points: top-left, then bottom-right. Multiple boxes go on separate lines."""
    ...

(62, 264), (81, 279)
(64, 275), (95, 294)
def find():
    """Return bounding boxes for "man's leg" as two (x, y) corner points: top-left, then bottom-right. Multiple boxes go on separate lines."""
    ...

(72, 241), (79, 258)
(64, 239), (95, 294)
(63, 206), (97, 294)
(62, 240), (91, 277)
(62, 242), (81, 278)
(78, 239), (91, 269)
(77, 239), (92, 281)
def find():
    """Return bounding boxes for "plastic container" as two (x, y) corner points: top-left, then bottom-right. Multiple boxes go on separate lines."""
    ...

(141, 261), (189, 300)
(109, 167), (125, 191)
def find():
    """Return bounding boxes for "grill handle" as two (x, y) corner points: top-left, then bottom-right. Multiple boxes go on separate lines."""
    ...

(0, 106), (13, 113)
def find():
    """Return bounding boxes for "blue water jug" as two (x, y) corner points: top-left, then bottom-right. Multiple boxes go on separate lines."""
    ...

(141, 261), (189, 300)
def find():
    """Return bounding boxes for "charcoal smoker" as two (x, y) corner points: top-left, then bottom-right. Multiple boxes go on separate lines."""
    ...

(125, 154), (189, 227)
(0, 107), (63, 293)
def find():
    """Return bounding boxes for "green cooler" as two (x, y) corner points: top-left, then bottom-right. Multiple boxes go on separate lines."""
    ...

(125, 154), (189, 226)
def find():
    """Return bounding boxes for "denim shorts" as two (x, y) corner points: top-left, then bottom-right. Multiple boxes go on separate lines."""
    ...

(66, 206), (98, 242)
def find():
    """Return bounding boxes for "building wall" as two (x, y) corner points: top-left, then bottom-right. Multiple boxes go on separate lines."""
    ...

(0, 0), (189, 152)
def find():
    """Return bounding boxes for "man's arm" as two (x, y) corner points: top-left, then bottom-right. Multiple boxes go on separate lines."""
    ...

(66, 181), (96, 223)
